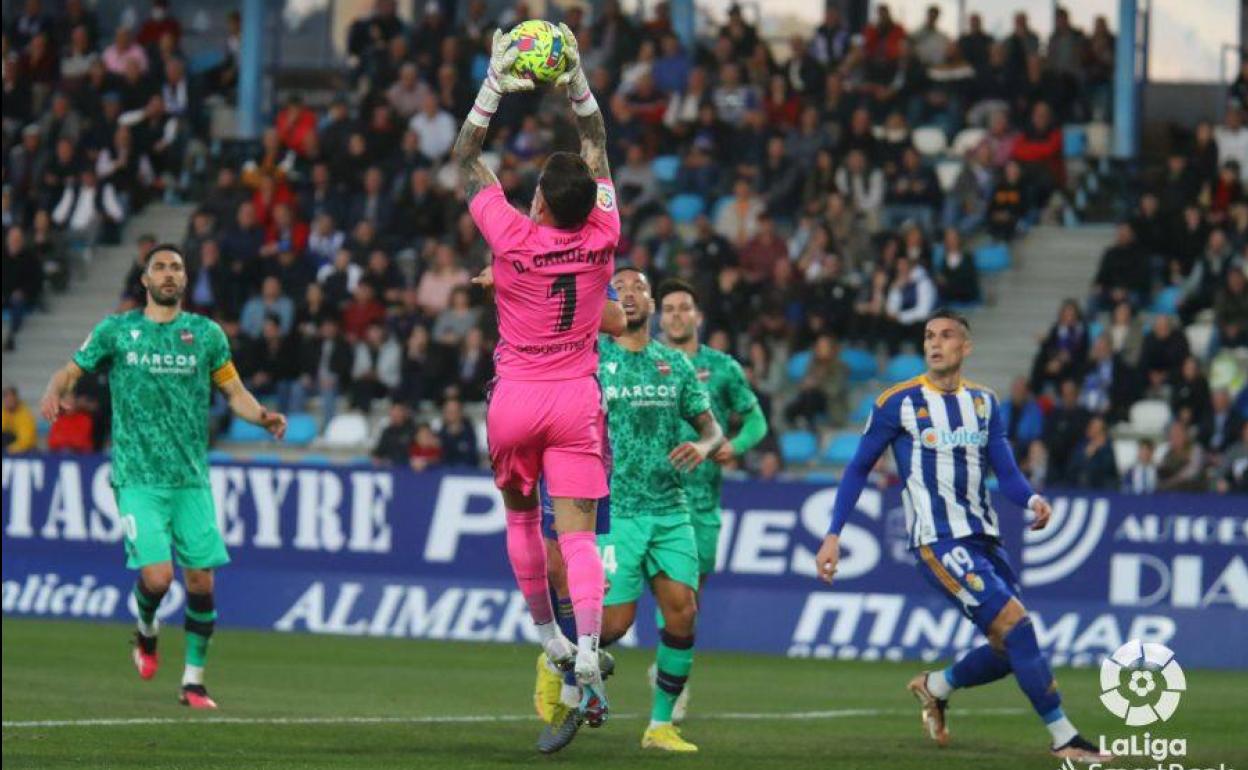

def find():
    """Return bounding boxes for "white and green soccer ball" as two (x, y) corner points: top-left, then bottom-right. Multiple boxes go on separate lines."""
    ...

(507, 19), (569, 84)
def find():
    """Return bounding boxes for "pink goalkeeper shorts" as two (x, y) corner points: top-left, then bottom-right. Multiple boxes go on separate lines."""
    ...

(485, 375), (608, 500)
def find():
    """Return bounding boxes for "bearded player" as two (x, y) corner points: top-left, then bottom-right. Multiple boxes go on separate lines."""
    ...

(40, 245), (287, 709)
(453, 25), (618, 722)
(652, 278), (768, 720)
(813, 309), (1108, 762)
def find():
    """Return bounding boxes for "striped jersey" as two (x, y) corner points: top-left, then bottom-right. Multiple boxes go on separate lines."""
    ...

(860, 375), (1016, 548)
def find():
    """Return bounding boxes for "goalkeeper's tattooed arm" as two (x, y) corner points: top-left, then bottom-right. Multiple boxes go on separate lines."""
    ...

(555, 22), (610, 180)
(452, 121), (496, 203)
(455, 28), (533, 202)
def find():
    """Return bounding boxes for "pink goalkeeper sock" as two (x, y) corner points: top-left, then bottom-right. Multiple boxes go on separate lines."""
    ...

(557, 531), (604, 638)
(505, 508), (554, 626)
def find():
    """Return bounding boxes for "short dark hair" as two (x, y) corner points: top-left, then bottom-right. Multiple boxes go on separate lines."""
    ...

(144, 243), (185, 271)
(656, 278), (699, 309)
(928, 307), (970, 333)
(539, 152), (597, 228)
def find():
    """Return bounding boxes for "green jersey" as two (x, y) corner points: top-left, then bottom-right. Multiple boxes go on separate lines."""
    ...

(678, 345), (760, 513)
(599, 336), (710, 519)
(73, 310), (233, 489)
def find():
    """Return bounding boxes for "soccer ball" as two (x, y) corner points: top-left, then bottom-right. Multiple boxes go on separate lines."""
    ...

(507, 20), (568, 84)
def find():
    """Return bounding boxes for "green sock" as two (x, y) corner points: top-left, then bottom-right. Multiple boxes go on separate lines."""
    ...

(651, 630), (694, 723)
(183, 592), (217, 674)
(133, 581), (165, 634)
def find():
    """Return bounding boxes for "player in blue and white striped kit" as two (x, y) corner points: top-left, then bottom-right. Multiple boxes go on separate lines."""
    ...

(814, 309), (1108, 763)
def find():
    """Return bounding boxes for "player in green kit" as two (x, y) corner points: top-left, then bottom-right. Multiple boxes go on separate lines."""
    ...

(40, 245), (287, 709)
(652, 279), (769, 720)
(596, 267), (723, 753)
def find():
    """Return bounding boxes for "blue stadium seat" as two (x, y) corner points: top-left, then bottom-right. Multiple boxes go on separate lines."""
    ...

(207, 449), (233, 464)
(226, 418), (272, 443)
(1151, 286), (1181, 316)
(1088, 320), (1105, 342)
(651, 155), (680, 184)
(931, 243), (946, 271)
(884, 353), (926, 382)
(187, 49), (225, 75)
(668, 194), (705, 223)
(300, 454), (332, 466)
(1063, 125), (1087, 158)
(985, 476), (1000, 491)
(250, 453), (283, 464)
(851, 393), (875, 423)
(710, 195), (733, 222)
(840, 347), (878, 383)
(284, 414), (319, 446)
(973, 242), (1011, 273)
(36, 417), (50, 437)
(804, 471), (840, 484)
(787, 350), (813, 382)
(823, 432), (861, 465)
(779, 430), (818, 465)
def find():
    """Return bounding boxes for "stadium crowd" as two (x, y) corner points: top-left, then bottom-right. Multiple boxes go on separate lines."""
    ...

(3, 0), (1244, 493)
(1014, 66), (1248, 495)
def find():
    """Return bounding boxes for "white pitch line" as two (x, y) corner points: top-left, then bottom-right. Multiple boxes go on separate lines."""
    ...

(1, 708), (1025, 730)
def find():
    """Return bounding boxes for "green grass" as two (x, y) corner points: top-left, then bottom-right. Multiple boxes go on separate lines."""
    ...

(3, 617), (1246, 769)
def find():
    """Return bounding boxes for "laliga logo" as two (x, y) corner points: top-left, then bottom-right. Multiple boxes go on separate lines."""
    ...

(1021, 496), (1109, 586)
(1099, 639), (1186, 726)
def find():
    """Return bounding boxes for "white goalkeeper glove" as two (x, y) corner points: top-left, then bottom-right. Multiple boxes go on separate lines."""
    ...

(554, 22), (598, 116)
(468, 29), (534, 127)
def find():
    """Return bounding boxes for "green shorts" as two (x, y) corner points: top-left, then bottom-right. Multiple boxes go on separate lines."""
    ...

(598, 515), (699, 606)
(690, 507), (723, 576)
(115, 486), (230, 570)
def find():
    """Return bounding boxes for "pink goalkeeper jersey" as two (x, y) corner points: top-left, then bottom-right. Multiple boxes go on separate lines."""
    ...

(470, 180), (619, 381)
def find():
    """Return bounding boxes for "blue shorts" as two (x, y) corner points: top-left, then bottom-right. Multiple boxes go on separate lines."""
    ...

(539, 476), (611, 539)
(913, 535), (1022, 634)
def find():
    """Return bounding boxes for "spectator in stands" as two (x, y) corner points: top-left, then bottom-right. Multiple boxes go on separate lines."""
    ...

(1172, 355), (1213, 429)
(1001, 376), (1044, 455)
(437, 398), (479, 467)
(1122, 439), (1159, 494)
(1178, 227), (1234, 323)
(371, 401), (416, 467)
(934, 228), (980, 304)
(415, 243), (469, 317)
(738, 212), (788, 288)
(1139, 314), (1190, 384)
(1214, 107), (1248, 181)
(101, 25), (146, 76)
(2, 385), (37, 454)
(3, 225), (43, 351)
(884, 257), (936, 353)
(1157, 422), (1206, 492)
(1043, 378), (1090, 463)
(783, 333), (849, 430)
(986, 159), (1026, 240)
(240, 277), (295, 339)
(944, 142), (994, 234)
(1213, 265), (1248, 348)
(454, 327), (493, 402)
(1020, 439), (1050, 489)
(1011, 101), (1063, 213)
(714, 177), (764, 248)
(1107, 301), (1145, 368)
(1215, 421), (1248, 493)
(1079, 334), (1137, 423)
(298, 316), (352, 429)
(1205, 388), (1245, 455)
(52, 167), (124, 250)
(883, 147), (941, 232)
(241, 315), (303, 415)
(319, 248), (362, 310)
(1064, 416), (1118, 490)
(835, 148), (885, 232)
(350, 321), (400, 412)
(341, 282), (386, 342)
(408, 90), (455, 163)
(47, 392), (95, 453)
(1091, 221), (1150, 312)
(409, 423), (443, 472)
(185, 239), (230, 315)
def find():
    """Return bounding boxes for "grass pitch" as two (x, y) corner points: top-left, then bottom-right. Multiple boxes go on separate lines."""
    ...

(3, 617), (1246, 769)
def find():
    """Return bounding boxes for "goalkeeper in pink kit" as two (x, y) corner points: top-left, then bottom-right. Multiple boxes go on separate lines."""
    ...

(452, 27), (617, 723)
